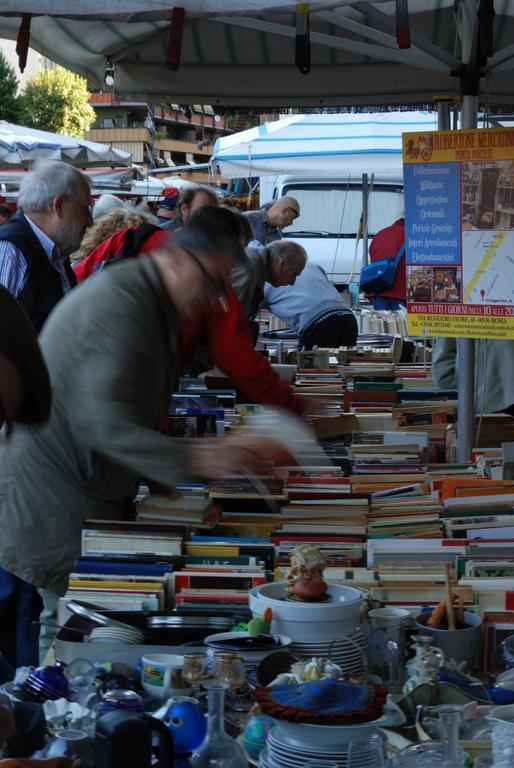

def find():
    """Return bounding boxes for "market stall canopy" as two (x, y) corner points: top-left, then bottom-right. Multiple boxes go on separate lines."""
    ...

(0, 1), (513, 106)
(0, 121), (132, 169)
(211, 110), (437, 177)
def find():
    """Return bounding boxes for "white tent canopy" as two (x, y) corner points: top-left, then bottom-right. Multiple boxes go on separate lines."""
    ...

(0, 121), (132, 169)
(212, 111), (438, 177)
(0, 1), (513, 106)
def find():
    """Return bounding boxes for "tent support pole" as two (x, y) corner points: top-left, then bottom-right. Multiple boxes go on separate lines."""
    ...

(362, 174), (369, 268)
(455, 0), (479, 462)
(456, 95), (477, 463)
(435, 97), (475, 462)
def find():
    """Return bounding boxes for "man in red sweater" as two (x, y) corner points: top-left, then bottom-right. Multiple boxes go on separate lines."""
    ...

(367, 218), (406, 310)
(74, 226), (307, 415)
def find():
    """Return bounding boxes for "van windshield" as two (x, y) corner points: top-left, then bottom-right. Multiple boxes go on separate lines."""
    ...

(281, 183), (403, 237)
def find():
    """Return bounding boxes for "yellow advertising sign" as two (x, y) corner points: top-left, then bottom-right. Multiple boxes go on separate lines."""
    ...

(403, 127), (514, 339)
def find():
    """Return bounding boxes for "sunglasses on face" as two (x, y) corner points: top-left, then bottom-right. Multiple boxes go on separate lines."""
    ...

(184, 249), (229, 310)
(285, 206), (300, 218)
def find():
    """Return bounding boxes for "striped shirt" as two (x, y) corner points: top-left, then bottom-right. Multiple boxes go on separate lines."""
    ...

(0, 214), (73, 297)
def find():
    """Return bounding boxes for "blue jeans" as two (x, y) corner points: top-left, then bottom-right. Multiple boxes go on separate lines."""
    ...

(0, 567), (42, 673)
(372, 297), (406, 311)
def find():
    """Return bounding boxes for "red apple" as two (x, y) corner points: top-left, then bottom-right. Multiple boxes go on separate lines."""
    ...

(293, 578), (328, 601)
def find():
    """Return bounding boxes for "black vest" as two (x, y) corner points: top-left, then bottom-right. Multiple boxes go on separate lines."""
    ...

(0, 212), (76, 333)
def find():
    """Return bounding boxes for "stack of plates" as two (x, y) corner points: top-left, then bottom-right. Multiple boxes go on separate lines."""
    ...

(88, 625), (144, 645)
(288, 626), (369, 676)
(259, 725), (385, 768)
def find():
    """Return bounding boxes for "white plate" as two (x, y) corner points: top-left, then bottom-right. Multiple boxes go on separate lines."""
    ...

(274, 720), (381, 749)
(268, 730), (349, 758)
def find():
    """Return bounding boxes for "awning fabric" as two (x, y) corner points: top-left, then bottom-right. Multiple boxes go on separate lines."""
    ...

(0, 1), (513, 107)
(212, 110), (438, 177)
(0, 121), (133, 168)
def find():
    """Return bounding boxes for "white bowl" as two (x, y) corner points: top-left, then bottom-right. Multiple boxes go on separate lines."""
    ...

(141, 653), (185, 701)
(249, 582), (364, 641)
(368, 607), (411, 628)
(204, 632), (291, 657)
(204, 631), (292, 677)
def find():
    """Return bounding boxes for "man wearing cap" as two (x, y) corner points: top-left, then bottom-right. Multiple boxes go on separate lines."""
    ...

(156, 188), (179, 230)
(0, 285), (51, 673)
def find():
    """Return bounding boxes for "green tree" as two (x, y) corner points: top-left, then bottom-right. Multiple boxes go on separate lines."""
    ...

(21, 66), (95, 138)
(0, 50), (22, 123)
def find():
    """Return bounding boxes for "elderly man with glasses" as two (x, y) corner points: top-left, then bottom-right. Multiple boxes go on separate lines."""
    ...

(0, 160), (92, 333)
(245, 196), (300, 247)
(0, 160), (92, 671)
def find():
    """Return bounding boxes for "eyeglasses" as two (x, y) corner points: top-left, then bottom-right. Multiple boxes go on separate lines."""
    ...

(184, 248), (228, 310)
(285, 206), (300, 218)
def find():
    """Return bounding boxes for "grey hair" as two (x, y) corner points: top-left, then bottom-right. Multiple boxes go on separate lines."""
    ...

(267, 239), (307, 267)
(18, 160), (90, 213)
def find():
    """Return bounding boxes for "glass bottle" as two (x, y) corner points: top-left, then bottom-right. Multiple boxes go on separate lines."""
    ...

(439, 705), (462, 768)
(190, 679), (247, 768)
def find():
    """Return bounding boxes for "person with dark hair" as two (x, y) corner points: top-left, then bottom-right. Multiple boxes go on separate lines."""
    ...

(72, 210), (307, 415)
(228, 207), (253, 247)
(0, 207), (282, 659)
(166, 186), (219, 232)
(0, 205), (12, 226)
(0, 286), (51, 674)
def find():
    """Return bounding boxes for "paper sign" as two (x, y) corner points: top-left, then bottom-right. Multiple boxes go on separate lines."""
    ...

(403, 127), (514, 339)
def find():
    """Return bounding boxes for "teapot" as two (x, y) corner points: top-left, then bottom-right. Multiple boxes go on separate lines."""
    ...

(95, 710), (174, 768)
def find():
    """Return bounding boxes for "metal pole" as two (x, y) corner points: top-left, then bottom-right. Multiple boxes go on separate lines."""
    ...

(362, 173), (369, 268)
(436, 99), (451, 131)
(456, 0), (478, 462)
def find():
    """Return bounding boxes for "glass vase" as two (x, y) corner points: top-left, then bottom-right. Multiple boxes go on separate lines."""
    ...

(190, 679), (247, 768)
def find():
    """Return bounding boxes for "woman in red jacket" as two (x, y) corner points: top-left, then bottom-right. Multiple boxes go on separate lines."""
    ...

(367, 218), (406, 310)
(74, 220), (307, 416)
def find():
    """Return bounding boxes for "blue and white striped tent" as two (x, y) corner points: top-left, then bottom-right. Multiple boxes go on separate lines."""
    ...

(212, 111), (438, 178)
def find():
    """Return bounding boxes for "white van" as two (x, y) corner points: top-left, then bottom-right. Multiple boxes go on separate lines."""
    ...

(259, 174), (404, 286)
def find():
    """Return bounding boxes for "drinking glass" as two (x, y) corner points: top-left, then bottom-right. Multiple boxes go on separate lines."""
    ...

(183, 653), (210, 686)
(348, 733), (385, 768)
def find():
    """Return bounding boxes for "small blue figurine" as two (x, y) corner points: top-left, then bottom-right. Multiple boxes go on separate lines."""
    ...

(165, 701), (207, 754)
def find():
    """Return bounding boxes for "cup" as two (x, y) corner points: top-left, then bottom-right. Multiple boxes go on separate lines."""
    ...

(368, 607), (411, 629)
(414, 611), (482, 670)
(45, 729), (89, 761)
(141, 654), (190, 701)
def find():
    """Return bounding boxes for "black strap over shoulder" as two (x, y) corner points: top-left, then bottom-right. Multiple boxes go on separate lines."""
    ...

(110, 223), (162, 265)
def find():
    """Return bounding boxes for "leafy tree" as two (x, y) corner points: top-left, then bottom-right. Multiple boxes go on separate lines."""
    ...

(0, 50), (22, 123)
(21, 66), (95, 138)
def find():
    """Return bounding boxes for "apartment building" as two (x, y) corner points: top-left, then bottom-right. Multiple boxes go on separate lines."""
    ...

(85, 93), (232, 179)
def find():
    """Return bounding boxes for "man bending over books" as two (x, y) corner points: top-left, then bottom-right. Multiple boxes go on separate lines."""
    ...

(0, 208), (281, 660)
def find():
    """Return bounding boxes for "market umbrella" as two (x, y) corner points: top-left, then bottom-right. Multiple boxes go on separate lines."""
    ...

(0, 121), (132, 169)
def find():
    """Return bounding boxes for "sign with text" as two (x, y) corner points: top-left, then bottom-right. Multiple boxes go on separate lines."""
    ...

(403, 128), (514, 339)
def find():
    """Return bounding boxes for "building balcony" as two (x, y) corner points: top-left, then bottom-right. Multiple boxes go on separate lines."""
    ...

(153, 137), (213, 156)
(85, 127), (153, 144)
